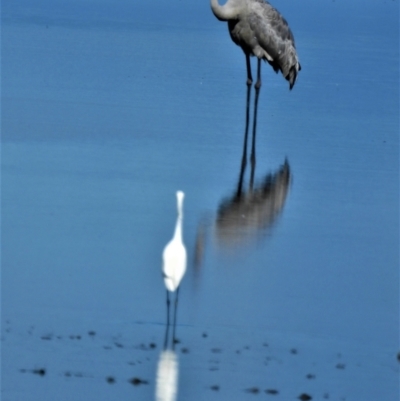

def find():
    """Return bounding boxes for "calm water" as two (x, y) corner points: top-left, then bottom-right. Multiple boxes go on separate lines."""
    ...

(2, 0), (399, 400)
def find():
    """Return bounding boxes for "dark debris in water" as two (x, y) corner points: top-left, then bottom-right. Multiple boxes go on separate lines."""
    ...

(265, 389), (279, 395)
(181, 347), (189, 354)
(41, 334), (53, 341)
(34, 369), (46, 376)
(245, 387), (260, 394)
(106, 376), (116, 384)
(211, 348), (222, 353)
(69, 335), (81, 340)
(21, 368), (46, 376)
(397, 351), (400, 362)
(64, 371), (84, 378)
(88, 330), (96, 337)
(336, 363), (346, 370)
(306, 373), (316, 379)
(129, 377), (149, 386)
(290, 348), (298, 354)
(298, 393), (312, 401)
(135, 342), (157, 350)
(210, 385), (220, 391)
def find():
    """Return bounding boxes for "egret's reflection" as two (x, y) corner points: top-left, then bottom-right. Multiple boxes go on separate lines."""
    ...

(156, 191), (186, 401)
(155, 348), (178, 401)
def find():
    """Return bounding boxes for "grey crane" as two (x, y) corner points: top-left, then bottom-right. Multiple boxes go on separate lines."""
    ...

(210, 0), (301, 89)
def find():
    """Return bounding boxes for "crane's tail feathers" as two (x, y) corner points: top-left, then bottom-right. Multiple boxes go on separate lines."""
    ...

(287, 64), (300, 90)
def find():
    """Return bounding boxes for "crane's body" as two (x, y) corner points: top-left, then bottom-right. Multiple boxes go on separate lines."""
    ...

(162, 191), (187, 293)
(211, 0), (301, 89)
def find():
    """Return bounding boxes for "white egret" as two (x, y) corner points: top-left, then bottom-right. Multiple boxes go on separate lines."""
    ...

(162, 191), (187, 344)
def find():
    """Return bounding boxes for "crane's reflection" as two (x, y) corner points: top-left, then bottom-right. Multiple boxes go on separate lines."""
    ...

(194, 83), (291, 264)
(215, 81), (291, 248)
(216, 159), (290, 248)
(156, 191), (186, 401)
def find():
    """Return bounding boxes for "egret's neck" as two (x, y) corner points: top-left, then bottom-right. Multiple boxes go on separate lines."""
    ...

(177, 197), (184, 217)
(173, 195), (184, 241)
(210, 0), (239, 21)
(173, 213), (183, 242)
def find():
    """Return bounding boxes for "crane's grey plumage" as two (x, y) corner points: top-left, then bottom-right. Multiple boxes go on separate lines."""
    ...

(211, 0), (301, 89)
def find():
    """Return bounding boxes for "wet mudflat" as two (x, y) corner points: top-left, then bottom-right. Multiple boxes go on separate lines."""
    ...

(2, 0), (399, 400)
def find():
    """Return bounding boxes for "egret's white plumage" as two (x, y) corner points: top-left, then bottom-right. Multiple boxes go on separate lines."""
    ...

(162, 191), (187, 293)
(159, 191), (186, 375)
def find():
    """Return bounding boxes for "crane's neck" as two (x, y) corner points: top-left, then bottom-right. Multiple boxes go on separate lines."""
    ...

(210, 0), (239, 21)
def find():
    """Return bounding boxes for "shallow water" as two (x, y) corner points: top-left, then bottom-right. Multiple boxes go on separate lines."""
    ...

(2, 0), (399, 400)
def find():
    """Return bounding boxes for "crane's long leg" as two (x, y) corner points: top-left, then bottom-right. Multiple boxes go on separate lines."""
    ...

(237, 82), (252, 198)
(255, 58), (262, 89)
(245, 54), (253, 86)
(250, 61), (261, 190)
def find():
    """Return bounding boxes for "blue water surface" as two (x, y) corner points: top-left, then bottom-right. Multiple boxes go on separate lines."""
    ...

(2, 0), (399, 400)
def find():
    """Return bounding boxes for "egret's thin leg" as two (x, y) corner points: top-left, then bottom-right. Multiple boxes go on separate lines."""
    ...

(255, 58), (262, 89)
(166, 290), (171, 325)
(164, 290), (171, 348)
(237, 82), (252, 198)
(163, 321), (169, 350)
(250, 72), (261, 190)
(172, 287), (180, 346)
(245, 54), (253, 86)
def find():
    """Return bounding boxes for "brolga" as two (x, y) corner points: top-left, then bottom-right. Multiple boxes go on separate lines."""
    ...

(162, 191), (187, 346)
(210, 0), (301, 90)
(210, 0), (301, 178)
